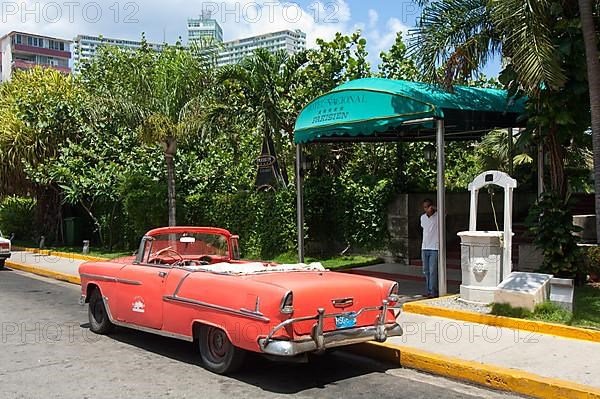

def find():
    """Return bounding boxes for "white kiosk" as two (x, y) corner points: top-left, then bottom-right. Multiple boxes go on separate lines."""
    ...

(458, 171), (516, 304)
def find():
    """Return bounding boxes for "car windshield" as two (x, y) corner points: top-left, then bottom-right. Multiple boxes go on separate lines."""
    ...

(149, 232), (229, 259)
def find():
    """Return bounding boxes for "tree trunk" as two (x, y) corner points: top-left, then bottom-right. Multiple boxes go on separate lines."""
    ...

(546, 128), (566, 199)
(165, 137), (177, 227)
(80, 200), (104, 248)
(578, 0), (600, 243)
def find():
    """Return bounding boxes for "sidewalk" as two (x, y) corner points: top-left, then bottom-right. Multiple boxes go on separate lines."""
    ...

(393, 312), (600, 389)
(8, 250), (88, 277)
(6, 250), (600, 398)
(346, 263), (461, 297)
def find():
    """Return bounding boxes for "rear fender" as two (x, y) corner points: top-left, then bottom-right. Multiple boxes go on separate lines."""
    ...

(191, 319), (234, 343)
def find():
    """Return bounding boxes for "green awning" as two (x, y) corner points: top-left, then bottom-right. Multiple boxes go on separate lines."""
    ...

(294, 78), (526, 144)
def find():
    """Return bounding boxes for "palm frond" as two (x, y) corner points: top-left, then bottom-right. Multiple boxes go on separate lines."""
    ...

(409, 0), (500, 85)
(492, 0), (565, 91)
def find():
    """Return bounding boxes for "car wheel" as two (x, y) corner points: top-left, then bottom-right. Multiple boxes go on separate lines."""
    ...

(0, 259), (5, 269)
(88, 289), (114, 335)
(198, 325), (245, 374)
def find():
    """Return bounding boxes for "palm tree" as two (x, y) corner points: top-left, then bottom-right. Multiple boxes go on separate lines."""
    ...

(96, 40), (219, 226)
(410, 0), (587, 201)
(411, 0), (563, 91)
(577, 0), (600, 242)
(213, 48), (307, 183)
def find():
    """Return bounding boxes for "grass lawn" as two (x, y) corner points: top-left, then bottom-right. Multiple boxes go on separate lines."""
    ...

(263, 253), (382, 271)
(490, 283), (600, 329)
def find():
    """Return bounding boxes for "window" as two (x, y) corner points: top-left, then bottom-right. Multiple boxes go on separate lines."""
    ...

(138, 232), (230, 266)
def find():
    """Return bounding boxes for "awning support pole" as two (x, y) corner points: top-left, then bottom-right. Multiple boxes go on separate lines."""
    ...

(296, 144), (305, 263)
(508, 128), (514, 175)
(537, 144), (544, 196)
(436, 119), (447, 297)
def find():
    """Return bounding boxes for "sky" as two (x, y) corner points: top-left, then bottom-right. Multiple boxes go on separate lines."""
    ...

(0, 0), (501, 76)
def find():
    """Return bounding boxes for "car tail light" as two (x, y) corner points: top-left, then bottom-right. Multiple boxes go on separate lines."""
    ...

(0, 242), (9, 250)
(280, 291), (293, 314)
(387, 283), (399, 304)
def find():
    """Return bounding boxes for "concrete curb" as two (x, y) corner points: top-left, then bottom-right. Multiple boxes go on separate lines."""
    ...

(12, 246), (106, 262)
(353, 341), (600, 399)
(403, 295), (600, 343)
(5, 260), (81, 285)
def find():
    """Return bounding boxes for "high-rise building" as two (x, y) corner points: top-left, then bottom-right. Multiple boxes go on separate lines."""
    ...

(188, 12), (223, 44)
(72, 34), (164, 73)
(218, 29), (306, 66)
(0, 31), (71, 82)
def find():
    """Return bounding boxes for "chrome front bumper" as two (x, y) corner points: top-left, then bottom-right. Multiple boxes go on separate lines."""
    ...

(259, 299), (402, 357)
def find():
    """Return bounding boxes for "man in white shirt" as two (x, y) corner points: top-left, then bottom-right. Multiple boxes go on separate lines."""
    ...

(420, 199), (439, 298)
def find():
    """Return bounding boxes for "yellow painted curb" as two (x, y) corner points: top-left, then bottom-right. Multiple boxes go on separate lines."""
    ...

(403, 296), (600, 344)
(353, 341), (600, 399)
(12, 246), (105, 262)
(6, 260), (81, 285)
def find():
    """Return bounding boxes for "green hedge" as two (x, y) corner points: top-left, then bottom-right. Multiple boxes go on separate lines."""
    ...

(0, 196), (36, 240)
(184, 177), (393, 259)
(184, 190), (297, 259)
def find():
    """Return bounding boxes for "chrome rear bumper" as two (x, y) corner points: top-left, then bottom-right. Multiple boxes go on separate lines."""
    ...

(258, 299), (402, 357)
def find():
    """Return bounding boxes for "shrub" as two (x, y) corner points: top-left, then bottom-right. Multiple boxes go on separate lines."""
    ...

(184, 178), (394, 259)
(120, 174), (168, 247)
(0, 196), (36, 241)
(184, 190), (297, 259)
(584, 246), (600, 279)
(525, 192), (583, 278)
(304, 176), (394, 253)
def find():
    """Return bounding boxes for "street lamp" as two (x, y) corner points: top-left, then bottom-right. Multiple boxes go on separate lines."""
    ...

(301, 154), (313, 175)
(424, 143), (436, 162)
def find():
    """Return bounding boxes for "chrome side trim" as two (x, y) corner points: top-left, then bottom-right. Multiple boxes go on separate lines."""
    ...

(117, 278), (143, 286)
(81, 273), (116, 283)
(80, 273), (142, 286)
(172, 272), (192, 296)
(163, 295), (270, 323)
(101, 296), (193, 342)
(240, 297), (266, 319)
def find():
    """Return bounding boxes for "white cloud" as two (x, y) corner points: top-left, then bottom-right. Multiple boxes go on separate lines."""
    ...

(368, 9), (378, 29)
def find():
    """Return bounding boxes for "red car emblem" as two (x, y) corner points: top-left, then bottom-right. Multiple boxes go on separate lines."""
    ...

(332, 297), (354, 309)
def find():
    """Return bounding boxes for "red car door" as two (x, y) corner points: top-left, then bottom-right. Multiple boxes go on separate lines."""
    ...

(114, 264), (169, 330)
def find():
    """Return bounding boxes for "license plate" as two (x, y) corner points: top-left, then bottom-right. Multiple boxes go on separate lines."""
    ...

(335, 312), (357, 329)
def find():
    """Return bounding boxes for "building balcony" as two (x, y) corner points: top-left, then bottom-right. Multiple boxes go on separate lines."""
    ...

(13, 44), (71, 59)
(13, 59), (71, 74)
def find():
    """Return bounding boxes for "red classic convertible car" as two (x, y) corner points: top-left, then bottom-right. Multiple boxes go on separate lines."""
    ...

(79, 227), (403, 374)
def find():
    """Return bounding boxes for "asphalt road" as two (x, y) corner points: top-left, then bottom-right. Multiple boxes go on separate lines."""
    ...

(0, 269), (522, 399)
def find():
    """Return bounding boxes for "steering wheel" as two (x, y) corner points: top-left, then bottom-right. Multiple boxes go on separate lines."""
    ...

(153, 246), (184, 262)
(199, 255), (214, 265)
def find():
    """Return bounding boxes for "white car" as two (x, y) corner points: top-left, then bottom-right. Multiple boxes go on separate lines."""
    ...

(0, 231), (11, 268)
